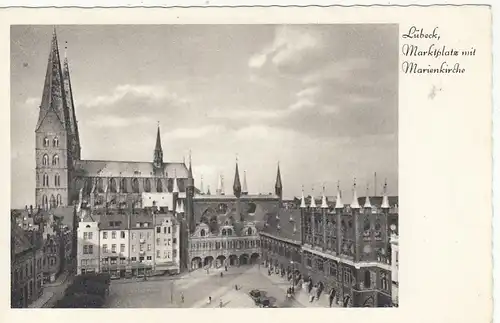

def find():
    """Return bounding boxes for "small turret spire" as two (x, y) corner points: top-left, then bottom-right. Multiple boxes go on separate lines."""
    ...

(350, 178), (360, 209)
(310, 187), (317, 208)
(233, 157), (242, 198)
(242, 171), (248, 195)
(381, 179), (390, 209)
(188, 149), (193, 177)
(300, 186), (306, 208)
(200, 175), (204, 195)
(335, 181), (344, 209)
(172, 170), (179, 193)
(207, 185), (211, 195)
(364, 184), (372, 208)
(321, 185), (328, 208)
(275, 162), (283, 199)
(153, 123), (163, 168)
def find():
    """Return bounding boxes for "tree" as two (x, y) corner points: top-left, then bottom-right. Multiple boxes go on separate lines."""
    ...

(65, 280), (107, 299)
(54, 294), (104, 308)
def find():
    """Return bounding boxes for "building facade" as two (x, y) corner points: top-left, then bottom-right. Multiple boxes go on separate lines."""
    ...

(11, 218), (44, 308)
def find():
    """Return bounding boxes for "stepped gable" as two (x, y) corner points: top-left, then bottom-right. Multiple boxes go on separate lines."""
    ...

(262, 208), (301, 244)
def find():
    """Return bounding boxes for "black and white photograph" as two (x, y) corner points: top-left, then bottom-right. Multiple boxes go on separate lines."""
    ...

(10, 24), (399, 308)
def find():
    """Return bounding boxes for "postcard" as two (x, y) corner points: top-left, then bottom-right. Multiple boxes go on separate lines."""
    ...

(3, 5), (493, 323)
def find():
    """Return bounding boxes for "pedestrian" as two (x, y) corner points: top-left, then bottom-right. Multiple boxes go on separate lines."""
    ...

(207, 296), (212, 304)
(309, 294), (314, 303)
(181, 293), (184, 303)
(329, 293), (334, 307)
(220, 272), (223, 278)
(225, 265), (228, 271)
(219, 299), (223, 308)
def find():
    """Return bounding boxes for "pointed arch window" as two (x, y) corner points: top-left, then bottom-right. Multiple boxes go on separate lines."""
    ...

(97, 178), (104, 193)
(110, 178), (117, 193)
(56, 194), (62, 206)
(43, 137), (49, 147)
(42, 154), (49, 166)
(53, 137), (59, 147)
(132, 178), (139, 193)
(200, 229), (206, 237)
(49, 195), (56, 209)
(54, 174), (60, 187)
(247, 227), (253, 236)
(42, 195), (48, 208)
(43, 173), (49, 187)
(144, 179), (151, 192)
(221, 229), (227, 236)
(52, 155), (59, 166)
(120, 178), (128, 193)
(156, 179), (163, 192)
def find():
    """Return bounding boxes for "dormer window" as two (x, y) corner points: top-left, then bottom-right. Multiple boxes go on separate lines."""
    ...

(53, 137), (59, 147)
(43, 137), (49, 147)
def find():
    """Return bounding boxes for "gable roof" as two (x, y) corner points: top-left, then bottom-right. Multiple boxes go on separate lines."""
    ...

(75, 160), (189, 179)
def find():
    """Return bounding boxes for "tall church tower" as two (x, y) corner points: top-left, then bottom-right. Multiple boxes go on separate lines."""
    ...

(275, 162), (283, 204)
(35, 30), (77, 209)
(153, 124), (164, 173)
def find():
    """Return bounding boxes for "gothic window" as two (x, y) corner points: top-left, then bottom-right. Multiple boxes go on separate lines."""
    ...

(110, 178), (117, 193)
(329, 263), (337, 276)
(43, 137), (49, 147)
(200, 229), (206, 237)
(364, 270), (371, 288)
(42, 195), (48, 208)
(247, 202), (257, 214)
(49, 195), (56, 209)
(42, 154), (49, 166)
(227, 229), (232, 236)
(120, 178), (128, 193)
(132, 178), (139, 193)
(54, 174), (60, 187)
(156, 179), (163, 192)
(43, 173), (49, 187)
(222, 229), (226, 236)
(144, 179), (151, 192)
(53, 137), (59, 147)
(217, 203), (228, 214)
(247, 227), (253, 235)
(95, 178), (103, 193)
(316, 258), (324, 272)
(56, 194), (62, 206)
(52, 154), (59, 166)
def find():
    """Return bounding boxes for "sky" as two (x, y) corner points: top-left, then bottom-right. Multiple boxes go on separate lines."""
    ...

(10, 25), (398, 208)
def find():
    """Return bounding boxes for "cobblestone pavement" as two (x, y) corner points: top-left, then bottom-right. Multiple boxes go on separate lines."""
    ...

(106, 265), (304, 308)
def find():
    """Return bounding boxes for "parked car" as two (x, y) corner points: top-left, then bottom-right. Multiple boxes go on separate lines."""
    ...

(249, 290), (262, 304)
(259, 298), (271, 308)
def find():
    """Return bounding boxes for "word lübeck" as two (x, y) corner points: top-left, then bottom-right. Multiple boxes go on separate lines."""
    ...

(401, 61), (465, 74)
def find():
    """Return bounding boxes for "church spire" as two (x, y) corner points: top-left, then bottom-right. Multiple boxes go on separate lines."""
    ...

(62, 40), (81, 160)
(153, 123), (163, 168)
(233, 157), (242, 198)
(275, 162), (283, 199)
(188, 149), (193, 178)
(36, 28), (67, 132)
(242, 171), (248, 195)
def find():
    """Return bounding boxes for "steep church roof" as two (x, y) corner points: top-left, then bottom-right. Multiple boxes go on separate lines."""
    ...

(62, 44), (81, 157)
(74, 160), (189, 179)
(36, 29), (68, 132)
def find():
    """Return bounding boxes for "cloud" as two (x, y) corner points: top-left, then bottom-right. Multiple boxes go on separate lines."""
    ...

(87, 115), (153, 128)
(81, 84), (187, 108)
(24, 97), (39, 106)
(210, 108), (284, 120)
(297, 86), (320, 98)
(303, 58), (371, 85)
(248, 26), (321, 70)
(288, 98), (315, 112)
(164, 125), (226, 139)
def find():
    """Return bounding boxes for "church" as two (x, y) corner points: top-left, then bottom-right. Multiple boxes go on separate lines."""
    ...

(35, 30), (283, 273)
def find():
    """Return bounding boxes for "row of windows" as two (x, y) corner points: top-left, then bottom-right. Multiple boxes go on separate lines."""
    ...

(102, 244), (127, 253)
(156, 238), (176, 245)
(41, 154), (60, 166)
(81, 177), (170, 194)
(102, 231), (126, 239)
(156, 226), (171, 234)
(199, 227), (254, 237)
(43, 137), (59, 147)
(41, 174), (62, 187)
(41, 194), (63, 208)
(191, 239), (260, 250)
